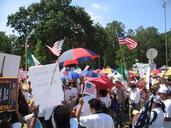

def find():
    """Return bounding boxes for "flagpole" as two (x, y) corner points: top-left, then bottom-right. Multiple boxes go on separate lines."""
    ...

(25, 29), (35, 71)
(115, 31), (127, 69)
(25, 38), (28, 71)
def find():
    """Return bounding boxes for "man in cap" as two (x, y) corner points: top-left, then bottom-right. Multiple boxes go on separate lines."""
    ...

(126, 81), (140, 120)
(158, 86), (171, 128)
(149, 95), (165, 128)
(111, 76), (126, 127)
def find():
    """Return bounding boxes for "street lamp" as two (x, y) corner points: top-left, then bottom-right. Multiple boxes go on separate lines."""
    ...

(162, 0), (168, 66)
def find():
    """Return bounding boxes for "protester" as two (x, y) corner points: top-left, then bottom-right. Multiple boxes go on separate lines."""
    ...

(157, 86), (171, 128)
(70, 81), (79, 109)
(76, 98), (115, 128)
(149, 95), (165, 128)
(126, 81), (141, 120)
(99, 89), (111, 108)
(110, 77), (126, 127)
(52, 105), (78, 128)
(78, 93), (95, 116)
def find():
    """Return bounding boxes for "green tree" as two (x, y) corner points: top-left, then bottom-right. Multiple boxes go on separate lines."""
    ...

(0, 32), (12, 53)
(7, 0), (101, 67)
(135, 26), (165, 67)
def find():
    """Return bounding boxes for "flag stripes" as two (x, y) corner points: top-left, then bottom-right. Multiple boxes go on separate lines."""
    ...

(117, 33), (138, 50)
(46, 39), (64, 57)
(125, 37), (138, 50)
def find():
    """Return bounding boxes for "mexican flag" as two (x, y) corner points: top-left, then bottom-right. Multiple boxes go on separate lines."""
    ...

(27, 49), (40, 66)
(118, 64), (127, 81)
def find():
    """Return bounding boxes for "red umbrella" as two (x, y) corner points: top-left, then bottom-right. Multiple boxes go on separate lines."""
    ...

(58, 48), (99, 66)
(84, 75), (114, 90)
(93, 69), (101, 74)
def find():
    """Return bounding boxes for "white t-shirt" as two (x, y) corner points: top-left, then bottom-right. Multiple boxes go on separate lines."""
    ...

(64, 88), (72, 103)
(128, 88), (140, 104)
(163, 99), (171, 128)
(100, 96), (111, 108)
(150, 107), (164, 128)
(80, 113), (115, 128)
(70, 87), (78, 101)
(38, 106), (54, 120)
(80, 95), (95, 116)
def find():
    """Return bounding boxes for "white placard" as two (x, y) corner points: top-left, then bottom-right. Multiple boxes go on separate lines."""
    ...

(145, 67), (151, 90)
(0, 53), (21, 77)
(29, 63), (64, 110)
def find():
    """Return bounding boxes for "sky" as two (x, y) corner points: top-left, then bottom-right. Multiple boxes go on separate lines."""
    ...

(0, 0), (171, 36)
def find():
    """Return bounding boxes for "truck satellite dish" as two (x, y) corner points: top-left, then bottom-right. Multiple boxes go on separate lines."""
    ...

(146, 48), (158, 59)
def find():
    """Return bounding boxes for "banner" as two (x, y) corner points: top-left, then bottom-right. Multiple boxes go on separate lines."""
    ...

(29, 63), (64, 110)
(0, 78), (18, 112)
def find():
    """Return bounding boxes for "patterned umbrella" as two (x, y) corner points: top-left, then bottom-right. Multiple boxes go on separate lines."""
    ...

(58, 48), (99, 66)
(63, 71), (80, 80)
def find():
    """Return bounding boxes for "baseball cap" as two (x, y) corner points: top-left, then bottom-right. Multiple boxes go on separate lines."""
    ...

(157, 86), (169, 94)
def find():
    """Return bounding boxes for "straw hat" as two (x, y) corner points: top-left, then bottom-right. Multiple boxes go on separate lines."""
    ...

(22, 83), (30, 91)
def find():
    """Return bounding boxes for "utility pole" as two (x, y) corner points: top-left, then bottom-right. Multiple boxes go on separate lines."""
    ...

(163, 0), (168, 66)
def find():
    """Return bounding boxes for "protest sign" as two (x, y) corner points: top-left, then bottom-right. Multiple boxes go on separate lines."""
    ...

(29, 63), (64, 110)
(133, 63), (149, 78)
(0, 53), (21, 77)
(83, 82), (96, 96)
(0, 78), (18, 112)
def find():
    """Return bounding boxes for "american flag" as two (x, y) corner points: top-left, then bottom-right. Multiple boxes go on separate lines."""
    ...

(46, 39), (64, 57)
(83, 82), (96, 96)
(135, 94), (154, 128)
(118, 33), (138, 50)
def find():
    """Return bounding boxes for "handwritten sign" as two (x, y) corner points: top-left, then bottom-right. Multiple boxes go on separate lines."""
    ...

(29, 63), (64, 110)
(0, 78), (18, 112)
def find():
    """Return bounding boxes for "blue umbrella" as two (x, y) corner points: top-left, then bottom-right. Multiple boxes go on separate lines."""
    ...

(80, 70), (99, 77)
(63, 71), (80, 80)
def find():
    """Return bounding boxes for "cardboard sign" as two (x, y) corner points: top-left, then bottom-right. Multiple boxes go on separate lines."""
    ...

(83, 82), (96, 96)
(29, 63), (64, 110)
(0, 53), (21, 77)
(0, 78), (18, 112)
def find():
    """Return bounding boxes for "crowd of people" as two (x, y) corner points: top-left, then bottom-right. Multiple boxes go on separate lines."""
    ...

(0, 65), (171, 128)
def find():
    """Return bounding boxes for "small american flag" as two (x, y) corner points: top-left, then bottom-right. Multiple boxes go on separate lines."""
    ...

(83, 82), (96, 96)
(118, 33), (138, 50)
(46, 39), (64, 57)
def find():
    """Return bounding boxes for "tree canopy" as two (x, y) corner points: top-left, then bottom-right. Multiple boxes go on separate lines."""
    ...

(1, 0), (170, 69)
